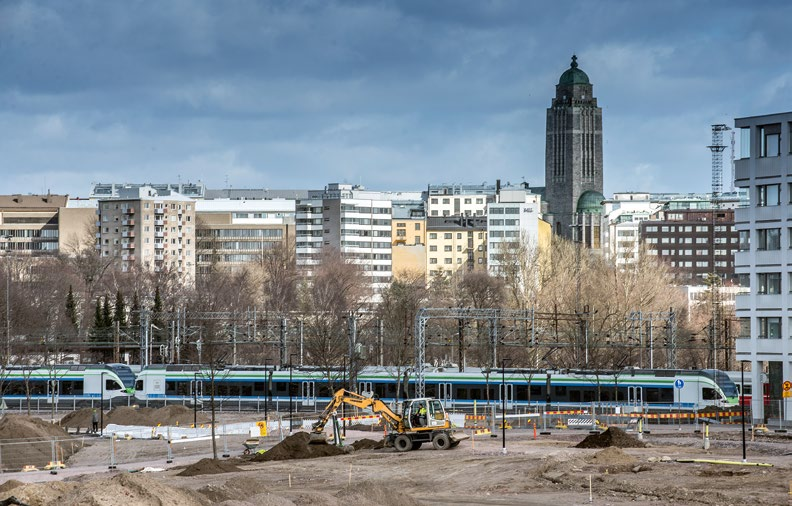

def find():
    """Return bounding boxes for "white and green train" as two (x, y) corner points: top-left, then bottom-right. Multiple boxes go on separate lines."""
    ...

(1, 364), (134, 402)
(132, 364), (738, 412)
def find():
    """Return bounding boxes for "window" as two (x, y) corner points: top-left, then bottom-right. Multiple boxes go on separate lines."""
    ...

(757, 184), (781, 206)
(444, 233), (452, 240)
(739, 318), (751, 337)
(739, 127), (751, 159)
(415, 223), (421, 230)
(429, 245), (437, 252)
(758, 317), (781, 339)
(464, 198), (471, 204)
(429, 233), (437, 240)
(758, 272), (781, 294)
(429, 258), (437, 264)
(444, 245), (452, 252)
(757, 228), (781, 250)
(396, 230), (406, 237)
(396, 223), (406, 228)
(739, 230), (750, 251)
(442, 198), (450, 204)
(415, 236), (420, 243)
(759, 123), (781, 157)
(490, 207), (504, 215)
(444, 258), (452, 264)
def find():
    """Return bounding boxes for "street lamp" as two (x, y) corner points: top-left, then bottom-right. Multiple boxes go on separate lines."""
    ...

(1, 235), (11, 363)
(501, 358), (511, 455)
(193, 372), (199, 427)
(264, 358), (272, 423)
(740, 362), (747, 462)
(289, 353), (299, 434)
(100, 371), (106, 437)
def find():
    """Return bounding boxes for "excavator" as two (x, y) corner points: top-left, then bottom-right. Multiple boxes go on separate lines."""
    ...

(311, 388), (469, 452)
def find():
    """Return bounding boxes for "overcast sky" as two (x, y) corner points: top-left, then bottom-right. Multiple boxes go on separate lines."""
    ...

(1, 0), (788, 198)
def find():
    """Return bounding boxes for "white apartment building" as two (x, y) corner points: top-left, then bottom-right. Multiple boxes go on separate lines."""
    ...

(97, 186), (196, 280)
(733, 111), (792, 423)
(486, 189), (542, 274)
(601, 193), (662, 266)
(426, 183), (497, 217)
(296, 184), (394, 295)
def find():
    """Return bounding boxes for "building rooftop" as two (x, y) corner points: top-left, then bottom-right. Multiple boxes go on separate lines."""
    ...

(0, 194), (68, 209)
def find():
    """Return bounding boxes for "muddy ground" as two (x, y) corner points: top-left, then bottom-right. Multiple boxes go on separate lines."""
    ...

(0, 415), (790, 505)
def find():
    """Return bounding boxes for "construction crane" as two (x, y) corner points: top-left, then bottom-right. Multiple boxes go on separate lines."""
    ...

(708, 124), (731, 206)
(707, 124), (730, 370)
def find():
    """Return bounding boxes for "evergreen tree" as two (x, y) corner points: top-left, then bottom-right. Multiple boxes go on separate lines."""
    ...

(130, 290), (140, 327)
(102, 295), (112, 328)
(114, 290), (126, 327)
(93, 297), (103, 330)
(65, 285), (78, 330)
(152, 286), (163, 327)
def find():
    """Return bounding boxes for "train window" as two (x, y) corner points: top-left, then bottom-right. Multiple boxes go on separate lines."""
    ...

(645, 388), (660, 403)
(583, 390), (596, 402)
(253, 382), (265, 395)
(469, 387), (482, 400)
(660, 389), (673, 402)
(530, 385), (542, 397)
(241, 385), (252, 396)
(514, 385), (526, 400)
(570, 390), (581, 402)
(554, 386), (567, 396)
(135, 380), (143, 390)
(457, 388), (468, 399)
(274, 382), (287, 394)
(702, 388), (718, 400)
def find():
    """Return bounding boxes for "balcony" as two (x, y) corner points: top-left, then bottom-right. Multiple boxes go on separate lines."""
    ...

(155, 231), (164, 238)
(122, 219), (135, 226)
(121, 243), (135, 250)
(154, 242), (164, 249)
(155, 220), (165, 226)
(122, 231), (135, 238)
(123, 208), (135, 215)
(154, 254), (164, 261)
(154, 208), (165, 215)
(122, 254), (136, 262)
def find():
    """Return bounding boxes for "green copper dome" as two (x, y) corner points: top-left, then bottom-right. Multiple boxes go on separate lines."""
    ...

(559, 55), (590, 86)
(576, 190), (605, 214)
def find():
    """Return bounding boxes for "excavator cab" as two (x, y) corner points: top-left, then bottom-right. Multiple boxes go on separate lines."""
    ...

(403, 398), (447, 430)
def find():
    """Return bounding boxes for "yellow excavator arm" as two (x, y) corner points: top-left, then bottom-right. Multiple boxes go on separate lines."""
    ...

(312, 388), (403, 434)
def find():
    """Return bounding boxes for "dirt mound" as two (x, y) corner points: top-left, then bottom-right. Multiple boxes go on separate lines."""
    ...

(586, 446), (638, 465)
(60, 405), (209, 431)
(64, 472), (206, 505)
(336, 481), (421, 506)
(0, 415), (78, 470)
(253, 431), (348, 461)
(0, 480), (24, 494)
(575, 427), (646, 449)
(178, 457), (244, 477)
(351, 438), (385, 450)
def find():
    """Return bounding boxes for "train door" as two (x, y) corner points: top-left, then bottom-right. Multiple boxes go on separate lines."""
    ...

(190, 378), (203, 404)
(437, 382), (453, 409)
(300, 381), (316, 407)
(358, 381), (373, 397)
(628, 386), (643, 408)
(46, 379), (59, 403)
(500, 382), (514, 410)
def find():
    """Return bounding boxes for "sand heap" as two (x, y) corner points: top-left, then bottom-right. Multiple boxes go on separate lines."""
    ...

(586, 446), (638, 466)
(0, 471), (207, 506)
(575, 427), (646, 449)
(0, 415), (77, 471)
(351, 438), (385, 450)
(177, 457), (244, 477)
(60, 405), (209, 431)
(252, 431), (348, 461)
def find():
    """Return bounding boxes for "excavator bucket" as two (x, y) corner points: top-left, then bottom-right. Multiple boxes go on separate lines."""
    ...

(308, 432), (329, 444)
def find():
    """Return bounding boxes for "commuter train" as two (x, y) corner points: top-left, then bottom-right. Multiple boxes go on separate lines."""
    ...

(1, 364), (134, 402)
(132, 364), (739, 412)
(726, 370), (770, 407)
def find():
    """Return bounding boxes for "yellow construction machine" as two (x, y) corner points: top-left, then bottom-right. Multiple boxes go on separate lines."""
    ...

(311, 388), (469, 452)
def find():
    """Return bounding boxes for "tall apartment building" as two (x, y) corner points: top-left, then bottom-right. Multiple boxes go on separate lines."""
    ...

(296, 183), (394, 295)
(640, 208), (738, 284)
(391, 200), (426, 279)
(96, 186), (196, 279)
(601, 193), (663, 267)
(486, 188), (544, 275)
(195, 199), (295, 275)
(733, 111), (792, 423)
(426, 216), (487, 279)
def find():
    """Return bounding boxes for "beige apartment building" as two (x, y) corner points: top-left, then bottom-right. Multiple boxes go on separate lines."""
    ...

(0, 194), (69, 255)
(97, 187), (196, 279)
(195, 199), (295, 276)
(391, 201), (426, 279)
(426, 216), (488, 280)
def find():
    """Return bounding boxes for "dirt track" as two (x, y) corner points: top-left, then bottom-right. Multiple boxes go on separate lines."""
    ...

(0, 421), (790, 505)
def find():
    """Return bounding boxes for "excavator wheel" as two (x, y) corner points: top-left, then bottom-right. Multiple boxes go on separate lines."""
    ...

(394, 434), (412, 452)
(432, 432), (452, 450)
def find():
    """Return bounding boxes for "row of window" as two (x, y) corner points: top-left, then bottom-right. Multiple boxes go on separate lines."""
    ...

(429, 197), (485, 205)
(644, 225), (732, 233)
(488, 219), (520, 226)
(654, 249), (731, 256)
(395, 222), (422, 229)
(0, 228), (58, 237)
(645, 237), (735, 244)
(427, 232), (486, 240)
(197, 229), (283, 238)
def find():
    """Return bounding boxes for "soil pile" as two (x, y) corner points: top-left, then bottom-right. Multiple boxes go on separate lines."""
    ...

(8, 472), (208, 506)
(351, 438), (385, 450)
(178, 457), (244, 477)
(336, 481), (421, 506)
(575, 427), (646, 449)
(61, 405), (209, 430)
(252, 431), (348, 461)
(0, 415), (78, 470)
(586, 446), (638, 466)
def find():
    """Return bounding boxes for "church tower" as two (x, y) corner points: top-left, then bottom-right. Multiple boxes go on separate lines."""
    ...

(544, 55), (603, 239)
